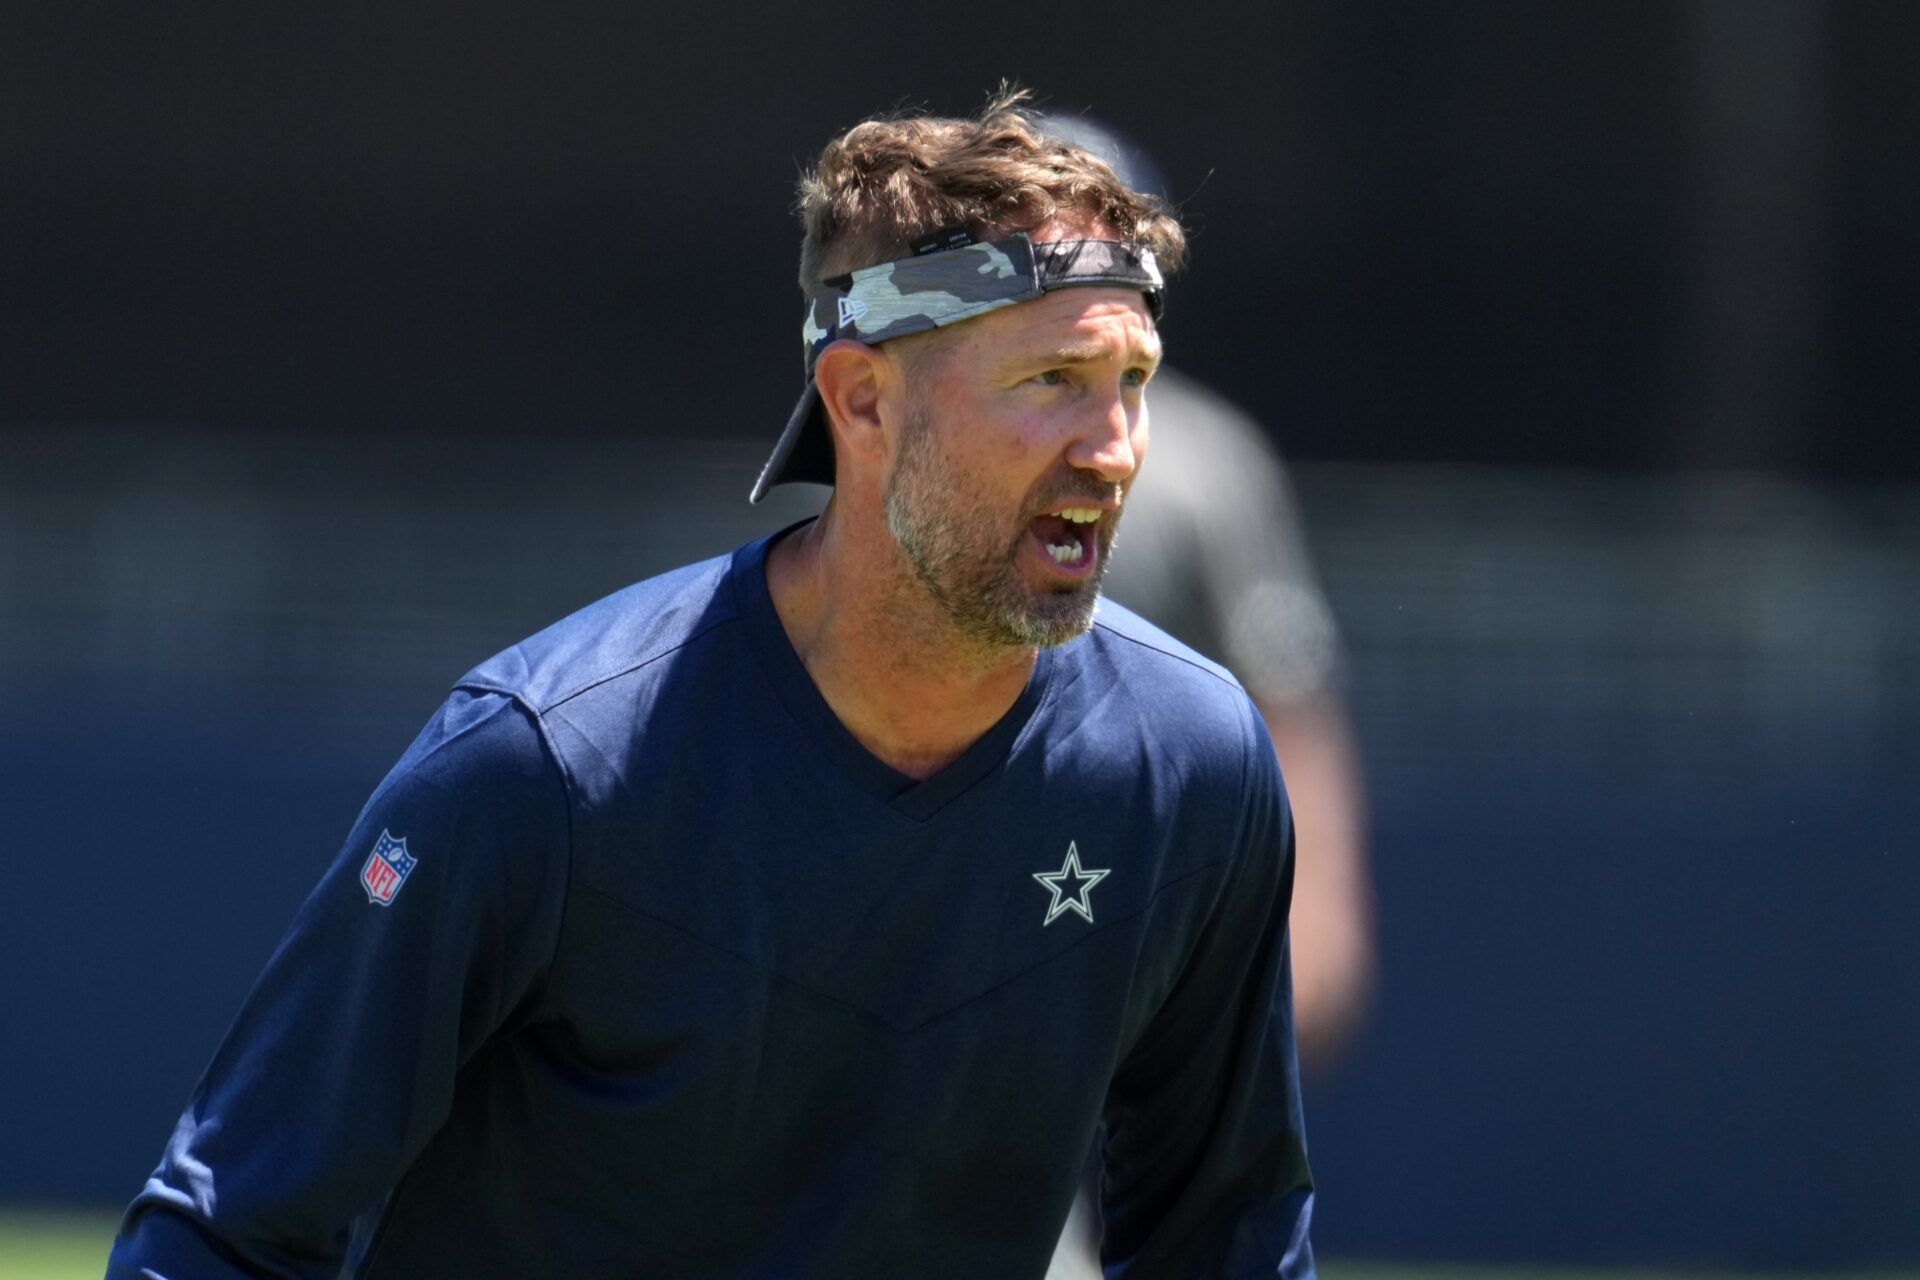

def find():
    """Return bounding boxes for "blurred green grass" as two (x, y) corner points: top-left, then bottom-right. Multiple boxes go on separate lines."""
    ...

(0, 1212), (115, 1279)
(4, 1211), (1915, 1280)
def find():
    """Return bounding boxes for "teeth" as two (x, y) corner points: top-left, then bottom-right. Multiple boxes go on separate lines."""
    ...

(1057, 507), (1102, 524)
(1047, 542), (1084, 563)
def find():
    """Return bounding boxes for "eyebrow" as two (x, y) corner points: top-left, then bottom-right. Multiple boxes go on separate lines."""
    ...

(1018, 340), (1164, 371)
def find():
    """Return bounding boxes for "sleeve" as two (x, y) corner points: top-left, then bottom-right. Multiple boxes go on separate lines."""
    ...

(106, 687), (572, 1280)
(1098, 701), (1315, 1279)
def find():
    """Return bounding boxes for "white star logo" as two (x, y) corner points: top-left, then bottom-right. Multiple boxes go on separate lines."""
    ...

(1032, 841), (1110, 927)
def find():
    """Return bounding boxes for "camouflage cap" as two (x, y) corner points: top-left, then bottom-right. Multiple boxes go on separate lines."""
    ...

(750, 232), (1165, 502)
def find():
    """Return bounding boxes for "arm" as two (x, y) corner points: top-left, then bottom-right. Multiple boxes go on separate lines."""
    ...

(1195, 414), (1374, 1077)
(1258, 692), (1374, 1074)
(1099, 705), (1315, 1279)
(106, 688), (571, 1280)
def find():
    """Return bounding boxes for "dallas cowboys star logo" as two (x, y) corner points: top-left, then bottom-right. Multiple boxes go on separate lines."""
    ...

(1032, 841), (1110, 927)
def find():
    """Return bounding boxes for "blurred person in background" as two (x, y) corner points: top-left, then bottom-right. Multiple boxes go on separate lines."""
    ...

(1038, 115), (1374, 1280)
(1100, 368), (1374, 1069)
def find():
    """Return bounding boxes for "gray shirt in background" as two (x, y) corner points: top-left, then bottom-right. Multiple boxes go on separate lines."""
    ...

(1103, 367), (1342, 709)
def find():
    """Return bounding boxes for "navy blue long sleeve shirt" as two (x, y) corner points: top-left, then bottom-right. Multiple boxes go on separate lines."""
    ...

(110, 529), (1314, 1279)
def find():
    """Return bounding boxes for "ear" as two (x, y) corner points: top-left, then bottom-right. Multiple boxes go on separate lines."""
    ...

(812, 339), (892, 469)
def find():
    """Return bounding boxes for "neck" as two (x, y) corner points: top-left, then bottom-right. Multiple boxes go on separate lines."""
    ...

(765, 505), (1038, 781)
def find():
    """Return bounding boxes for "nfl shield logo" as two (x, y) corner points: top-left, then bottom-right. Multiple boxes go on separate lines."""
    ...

(360, 830), (417, 905)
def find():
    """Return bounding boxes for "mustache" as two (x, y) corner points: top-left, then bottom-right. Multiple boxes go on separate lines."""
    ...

(1025, 474), (1125, 517)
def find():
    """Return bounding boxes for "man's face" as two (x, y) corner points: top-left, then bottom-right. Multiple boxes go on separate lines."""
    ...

(881, 284), (1161, 650)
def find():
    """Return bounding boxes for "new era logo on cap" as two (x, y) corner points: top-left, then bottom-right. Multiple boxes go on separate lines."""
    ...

(837, 296), (869, 327)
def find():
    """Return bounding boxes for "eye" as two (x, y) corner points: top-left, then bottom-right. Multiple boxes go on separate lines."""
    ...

(1031, 369), (1067, 387)
(1122, 367), (1152, 388)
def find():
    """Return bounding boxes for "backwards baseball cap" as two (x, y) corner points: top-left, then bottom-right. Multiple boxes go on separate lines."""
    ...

(749, 229), (1166, 503)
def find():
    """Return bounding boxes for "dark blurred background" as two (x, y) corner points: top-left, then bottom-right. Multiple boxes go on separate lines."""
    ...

(3, 1), (1917, 1271)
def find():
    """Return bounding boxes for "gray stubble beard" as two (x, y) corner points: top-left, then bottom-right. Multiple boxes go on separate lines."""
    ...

(883, 401), (1117, 652)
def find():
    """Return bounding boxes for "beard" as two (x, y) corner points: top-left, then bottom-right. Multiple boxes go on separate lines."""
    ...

(883, 399), (1123, 651)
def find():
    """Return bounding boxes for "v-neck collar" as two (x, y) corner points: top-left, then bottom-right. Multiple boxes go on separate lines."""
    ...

(729, 522), (1057, 822)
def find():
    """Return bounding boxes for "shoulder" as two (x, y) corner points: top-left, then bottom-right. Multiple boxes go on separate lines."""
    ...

(366, 685), (566, 825)
(1075, 599), (1266, 772)
(1056, 602), (1288, 887)
(1088, 596), (1241, 688)
(452, 549), (742, 714)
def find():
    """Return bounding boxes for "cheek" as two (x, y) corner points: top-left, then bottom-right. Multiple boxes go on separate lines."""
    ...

(937, 401), (1058, 498)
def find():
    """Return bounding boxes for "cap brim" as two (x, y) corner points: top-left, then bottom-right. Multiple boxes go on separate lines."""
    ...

(750, 377), (837, 503)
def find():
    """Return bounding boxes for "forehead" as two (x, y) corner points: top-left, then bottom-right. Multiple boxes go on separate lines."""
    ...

(965, 285), (1161, 360)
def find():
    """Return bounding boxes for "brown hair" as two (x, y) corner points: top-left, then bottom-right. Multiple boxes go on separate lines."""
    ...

(795, 86), (1187, 293)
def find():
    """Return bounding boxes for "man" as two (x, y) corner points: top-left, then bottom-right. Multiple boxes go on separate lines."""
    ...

(109, 91), (1315, 1279)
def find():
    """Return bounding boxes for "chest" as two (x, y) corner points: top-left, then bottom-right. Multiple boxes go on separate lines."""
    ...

(517, 705), (1240, 1212)
(582, 755), (1226, 1015)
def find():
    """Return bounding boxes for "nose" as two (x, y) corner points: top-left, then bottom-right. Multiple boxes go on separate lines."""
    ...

(1066, 387), (1143, 484)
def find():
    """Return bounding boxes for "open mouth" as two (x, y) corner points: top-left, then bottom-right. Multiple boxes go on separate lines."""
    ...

(1028, 506), (1104, 577)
